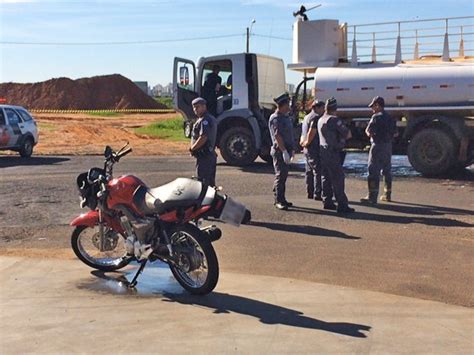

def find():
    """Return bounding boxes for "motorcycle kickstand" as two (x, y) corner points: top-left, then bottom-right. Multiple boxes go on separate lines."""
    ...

(128, 259), (148, 288)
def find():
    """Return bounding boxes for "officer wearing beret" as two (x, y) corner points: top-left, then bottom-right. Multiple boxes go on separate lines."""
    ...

(300, 100), (325, 200)
(317, 97), (355, 214)
(361, 96), (397, 204)
(190, 97), (218, 186)
(269, 93), (295, 210)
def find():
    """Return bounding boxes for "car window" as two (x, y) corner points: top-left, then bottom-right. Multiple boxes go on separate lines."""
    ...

(5, 108), (22, 125)
(17, 109), (33, 122)
(0, 109), (5, 125)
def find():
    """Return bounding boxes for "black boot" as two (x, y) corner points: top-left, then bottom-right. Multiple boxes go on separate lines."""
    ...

(381, 180), (392, 202)
(360, 179), (378, 204)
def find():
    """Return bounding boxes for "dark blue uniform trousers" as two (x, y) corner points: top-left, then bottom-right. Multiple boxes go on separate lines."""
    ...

(320, 147), (349, 207)
(305, 152), (322, 198)
(196, 151), (217, 187)
(272, 151), (289, 203)
(368, 143), (392, 197)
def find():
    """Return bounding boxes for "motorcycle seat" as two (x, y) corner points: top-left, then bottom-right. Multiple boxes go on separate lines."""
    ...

(134, 178), (205, 215)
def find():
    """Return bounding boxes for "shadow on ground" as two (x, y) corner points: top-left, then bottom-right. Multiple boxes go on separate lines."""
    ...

(250, 220), (360, 240)
(351, 200), (474, 216)
(163, 292), (371, 338)
(0, 156), (70, 168)
(285, 205), (473, 228)
(79, 269), (371, 338)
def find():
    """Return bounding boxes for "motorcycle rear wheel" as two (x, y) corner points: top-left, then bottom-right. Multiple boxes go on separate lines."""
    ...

(168, 224), (219, 295)
(71, 225), (132, 271)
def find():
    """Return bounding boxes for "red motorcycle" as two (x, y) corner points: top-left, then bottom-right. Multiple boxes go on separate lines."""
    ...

(70, 143), (250, 295)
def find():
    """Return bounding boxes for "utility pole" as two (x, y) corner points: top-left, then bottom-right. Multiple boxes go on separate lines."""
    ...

(246, 19), (256, 53)
(246, 27), (250, 53)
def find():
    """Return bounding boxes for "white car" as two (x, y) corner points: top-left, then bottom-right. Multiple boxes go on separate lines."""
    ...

(0, 105), (39, 158)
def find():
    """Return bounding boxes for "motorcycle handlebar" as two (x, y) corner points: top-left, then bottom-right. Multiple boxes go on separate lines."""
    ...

(103, 145), (132, 176)
(117, 147), (132, 159)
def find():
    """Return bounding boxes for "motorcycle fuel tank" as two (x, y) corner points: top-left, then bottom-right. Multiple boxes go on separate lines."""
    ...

(107, 175), (147, 213)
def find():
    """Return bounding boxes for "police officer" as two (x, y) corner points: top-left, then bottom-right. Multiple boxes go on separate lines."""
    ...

(201, 65), (222, 116)
(190, 97), (217, 186)
(361, 96), (397, 204)
(269, 93), (295, 210)
(300, 100), (325, 200)
(317, 97), (355, 214)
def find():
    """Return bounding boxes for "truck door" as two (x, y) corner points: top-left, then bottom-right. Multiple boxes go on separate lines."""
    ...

(173, 57), (198, 121)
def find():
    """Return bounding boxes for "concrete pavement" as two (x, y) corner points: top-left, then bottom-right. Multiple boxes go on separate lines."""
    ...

(1, 256), (472, 354)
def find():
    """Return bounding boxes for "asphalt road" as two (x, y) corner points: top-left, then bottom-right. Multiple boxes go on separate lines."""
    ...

(0, 154), (473, 307)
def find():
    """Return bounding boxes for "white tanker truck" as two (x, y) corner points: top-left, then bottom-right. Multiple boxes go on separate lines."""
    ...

(173, 14), (473, 175)
(289, 15), (474, 176)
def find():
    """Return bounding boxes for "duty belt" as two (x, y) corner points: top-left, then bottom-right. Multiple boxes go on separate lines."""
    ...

(192, 147), (214, 158)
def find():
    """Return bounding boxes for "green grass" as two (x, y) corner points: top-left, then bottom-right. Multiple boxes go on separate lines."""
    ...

(135, 116), (187, 142)
(38, 122), (56, 131)
(88, 111), (121, 117)
(154, 96), (174, 109)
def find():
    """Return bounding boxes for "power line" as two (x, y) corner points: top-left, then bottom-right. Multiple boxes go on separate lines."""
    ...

(252, 33), (292, 41)
(0, 33), (245, 46)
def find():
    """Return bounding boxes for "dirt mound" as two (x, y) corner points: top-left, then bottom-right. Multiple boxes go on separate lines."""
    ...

(27, 112), (188, 156)
(0, 74), (166, 110)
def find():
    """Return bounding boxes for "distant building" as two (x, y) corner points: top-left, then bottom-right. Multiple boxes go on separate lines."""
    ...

(286, 83), (295, 94)
(152, 83), (173, 97)
(134, 81), (151, 96)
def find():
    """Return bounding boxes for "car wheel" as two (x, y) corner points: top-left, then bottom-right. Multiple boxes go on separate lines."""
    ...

(19, 138), (34, 158)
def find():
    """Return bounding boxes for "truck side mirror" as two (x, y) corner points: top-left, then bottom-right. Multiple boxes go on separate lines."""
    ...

(179, 66), (189, 86)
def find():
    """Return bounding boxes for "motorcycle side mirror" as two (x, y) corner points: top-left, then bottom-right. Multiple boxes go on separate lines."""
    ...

(104, 146), (113, 159)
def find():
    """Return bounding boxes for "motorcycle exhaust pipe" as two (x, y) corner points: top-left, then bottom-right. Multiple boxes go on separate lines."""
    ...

(201, 225), (222, 242)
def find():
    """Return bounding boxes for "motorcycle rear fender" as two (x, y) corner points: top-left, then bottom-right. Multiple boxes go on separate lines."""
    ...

(70, 211), (124, 233)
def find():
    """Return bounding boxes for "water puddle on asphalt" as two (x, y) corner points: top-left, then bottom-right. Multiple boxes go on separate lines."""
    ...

(297, 153), (422, 178)
(77, 261), (185, 297)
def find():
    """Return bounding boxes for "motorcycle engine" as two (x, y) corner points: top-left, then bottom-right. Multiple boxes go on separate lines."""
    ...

(130, 217), (157, 244)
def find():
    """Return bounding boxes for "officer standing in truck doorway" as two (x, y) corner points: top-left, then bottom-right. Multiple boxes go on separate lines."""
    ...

(361, 96), (397, 204)
(300, 100), (325, 200)
(202, 65), (222, 116)
(269, 93), (295, 210)
(318, 97), (355, 214)
(190, 97), (218, 187)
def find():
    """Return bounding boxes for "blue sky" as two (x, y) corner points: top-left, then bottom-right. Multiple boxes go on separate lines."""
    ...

(0, 0), (473, 86)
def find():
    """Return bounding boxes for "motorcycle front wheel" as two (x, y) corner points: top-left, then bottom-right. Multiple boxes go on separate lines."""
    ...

(168, 224), (219, 295)
(71, 225), (132, 271)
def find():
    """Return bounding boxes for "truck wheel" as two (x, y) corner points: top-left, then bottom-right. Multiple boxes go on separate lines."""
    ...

(407, 128), (456, 176)
(19, 138), (34, 158)
(219, 126), (258, 166)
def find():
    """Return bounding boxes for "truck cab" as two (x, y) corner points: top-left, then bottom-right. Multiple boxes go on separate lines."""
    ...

(173, 53), (288, 165)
